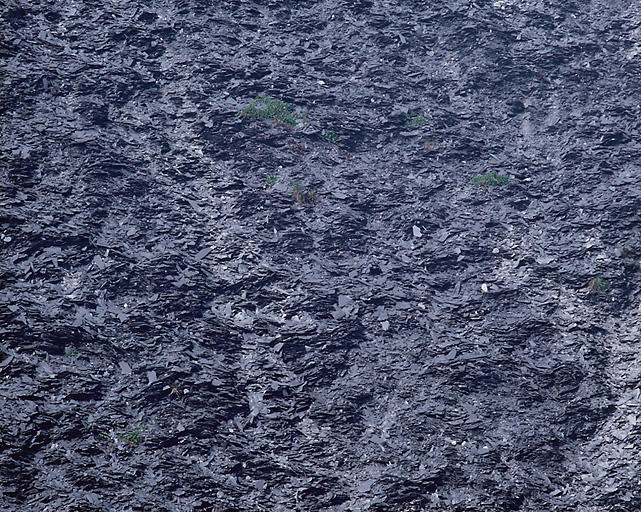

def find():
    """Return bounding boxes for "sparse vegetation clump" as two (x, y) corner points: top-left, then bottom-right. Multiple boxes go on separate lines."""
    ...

(588, 275), (609, 293)
(405, 112), (426, 128)
(292, 183), (316, 204)
(471, 172), (510, 187)
(121, 424), (147, 445)
(240, 96), (299, 127)
(323, 129), (340, 144)
(264, 176), (316, 203)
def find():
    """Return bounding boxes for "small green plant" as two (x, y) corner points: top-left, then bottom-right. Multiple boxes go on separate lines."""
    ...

(240, 96), (298, 127)
(65, 348), (79, 357)
(471, 172), (510, 187)
(405, 112), (426, 128)
(588, 275), (609, 293)
(265, 175), (277, 187)
(323, 129), (340, 144)
(292, 183), (316, 204)
(121, 424), (147, 445)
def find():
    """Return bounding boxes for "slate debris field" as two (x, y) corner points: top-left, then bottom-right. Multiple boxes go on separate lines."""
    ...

(2, 1), (641, 511)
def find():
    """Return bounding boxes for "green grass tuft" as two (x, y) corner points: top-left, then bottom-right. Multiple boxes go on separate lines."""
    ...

(323, 129), (340, 144)
(471, 172), (510, 187)
(121, 424), (147, 445)
(240, 96), (298, 127)
(405, 112), (426, 128)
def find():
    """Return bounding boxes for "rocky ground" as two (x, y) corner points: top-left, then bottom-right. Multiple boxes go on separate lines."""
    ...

(2, 1), (641, 510)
